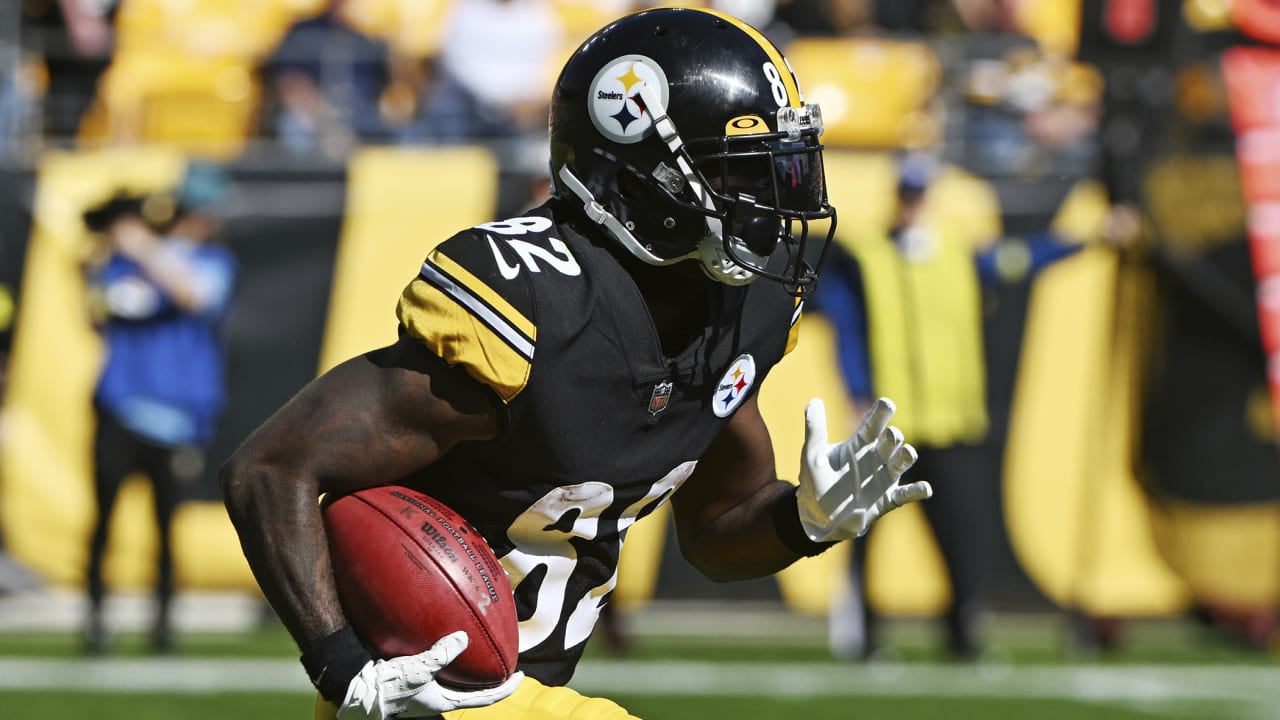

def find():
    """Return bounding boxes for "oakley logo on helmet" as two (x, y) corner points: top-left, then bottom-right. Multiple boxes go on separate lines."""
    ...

(726, 115), (766, 136)
(588, 55), (670, 144)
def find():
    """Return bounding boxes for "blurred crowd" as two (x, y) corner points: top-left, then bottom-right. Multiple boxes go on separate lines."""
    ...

(1, 0), (1278, 662)
(1, 1), (1090, 186)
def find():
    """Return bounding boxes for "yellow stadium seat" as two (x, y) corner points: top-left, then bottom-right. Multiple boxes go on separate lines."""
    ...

(1013, 0), (1082, 56)
(76, 0), (322, 156)
(343, 0), (456, 58)
(554, 1), (632, 44)
(785, 37), (942, 150)
(113, 0), (313, 62)
(84, 55), (261, 160)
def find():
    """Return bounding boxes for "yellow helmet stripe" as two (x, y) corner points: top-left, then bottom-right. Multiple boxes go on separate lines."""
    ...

(700, 8), (802, 107)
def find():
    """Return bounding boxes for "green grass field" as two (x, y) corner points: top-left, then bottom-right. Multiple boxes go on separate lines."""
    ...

(2, 601), (1276, 720)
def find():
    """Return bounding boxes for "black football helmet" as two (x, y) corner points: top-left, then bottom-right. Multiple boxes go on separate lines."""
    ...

(548, 7), (836, 296)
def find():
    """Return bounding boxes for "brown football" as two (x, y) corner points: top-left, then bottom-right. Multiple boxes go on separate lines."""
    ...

(322, 485), (519, 689)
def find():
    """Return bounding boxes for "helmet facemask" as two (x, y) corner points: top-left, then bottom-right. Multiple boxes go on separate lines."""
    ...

(675, 105), (837, 295)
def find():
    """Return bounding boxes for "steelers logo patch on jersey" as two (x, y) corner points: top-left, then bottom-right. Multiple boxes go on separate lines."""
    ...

(588, 54), (670, 144)
(712, 354), (757, 418)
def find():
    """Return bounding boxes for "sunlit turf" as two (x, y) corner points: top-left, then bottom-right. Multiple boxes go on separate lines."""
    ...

(0, 690), (1236, 720)
(0, 691), (307, 720)
(1, 609), (1275, 720)
(1, 609), (1276, 668)
(608, 695), (1231, 720)
(0, 624), (298, 659)
(0, 605), (1273, 665)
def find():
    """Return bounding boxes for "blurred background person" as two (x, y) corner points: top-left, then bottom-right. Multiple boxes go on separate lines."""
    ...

(404, 0), (561, 145)
(19, 0), (120, 147)
(79, 162), (238, 655)
(258, 0), (394, 160)
(813, 150), (1084, 660)
(401, 0), (564, 216)
(812, 152), (994, 660)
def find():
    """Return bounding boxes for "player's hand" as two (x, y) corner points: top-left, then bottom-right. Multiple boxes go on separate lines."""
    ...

(336, 631), (523, 720)
(796, 397), (931, 542)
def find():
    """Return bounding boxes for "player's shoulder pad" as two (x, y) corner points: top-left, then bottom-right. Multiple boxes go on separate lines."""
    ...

(397, 212), (582, 403)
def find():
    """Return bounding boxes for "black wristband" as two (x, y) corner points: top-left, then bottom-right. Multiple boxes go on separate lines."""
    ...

(300, 625), (374, 704)
(773, 485), (838, 558)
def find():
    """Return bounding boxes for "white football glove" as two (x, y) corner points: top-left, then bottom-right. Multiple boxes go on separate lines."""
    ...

(797, 397), (931, 542)
(337, 631), (523, 720)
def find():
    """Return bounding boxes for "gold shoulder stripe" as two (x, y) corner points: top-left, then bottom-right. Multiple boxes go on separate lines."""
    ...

(429, 251), (536, 346)
(397, 277), (532, 403)
(702, 8), (802, 108)
(395, 252), (537, 403)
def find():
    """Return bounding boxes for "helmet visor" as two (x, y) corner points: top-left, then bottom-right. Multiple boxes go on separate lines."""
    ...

(690, 136), (829, 218)
(771, 140), (827, 213)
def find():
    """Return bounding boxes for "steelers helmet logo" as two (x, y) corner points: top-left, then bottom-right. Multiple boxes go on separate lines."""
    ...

(588, 54), (670, 144)
(712, 354), (757, 418)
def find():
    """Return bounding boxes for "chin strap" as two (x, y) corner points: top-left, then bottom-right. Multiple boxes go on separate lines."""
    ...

(557, 165), (690, 267)
(559, 161), (757, 286)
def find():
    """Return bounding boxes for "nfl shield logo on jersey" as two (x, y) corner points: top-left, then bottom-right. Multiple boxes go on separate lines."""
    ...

(712, 354), (756, 418)
(648, 381), (674, 416)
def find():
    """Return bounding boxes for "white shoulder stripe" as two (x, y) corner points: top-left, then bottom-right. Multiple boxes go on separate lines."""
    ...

(419, 261), (536, 361)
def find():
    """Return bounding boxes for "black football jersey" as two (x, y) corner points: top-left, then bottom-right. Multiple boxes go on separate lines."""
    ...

(394, 198), (802, 686)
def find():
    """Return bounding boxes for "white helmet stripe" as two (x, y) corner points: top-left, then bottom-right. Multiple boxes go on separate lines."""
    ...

(636, 81), (681, 151)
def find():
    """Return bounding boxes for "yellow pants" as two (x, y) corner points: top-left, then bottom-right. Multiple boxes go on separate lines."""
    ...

(314, 675), (640, 720)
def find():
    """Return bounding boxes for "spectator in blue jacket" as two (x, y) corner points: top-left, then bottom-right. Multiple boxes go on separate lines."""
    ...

(80, 163), (238, 655)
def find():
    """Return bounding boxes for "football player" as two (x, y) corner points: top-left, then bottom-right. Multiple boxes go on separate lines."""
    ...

(221, 7), (932, 720)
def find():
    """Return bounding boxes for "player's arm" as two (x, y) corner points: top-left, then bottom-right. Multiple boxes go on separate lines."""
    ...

(671, 393), (931, 582)
(220, 333), (517, 717)
(670, 393), (801, 581)
(221, 333), (497, 648)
